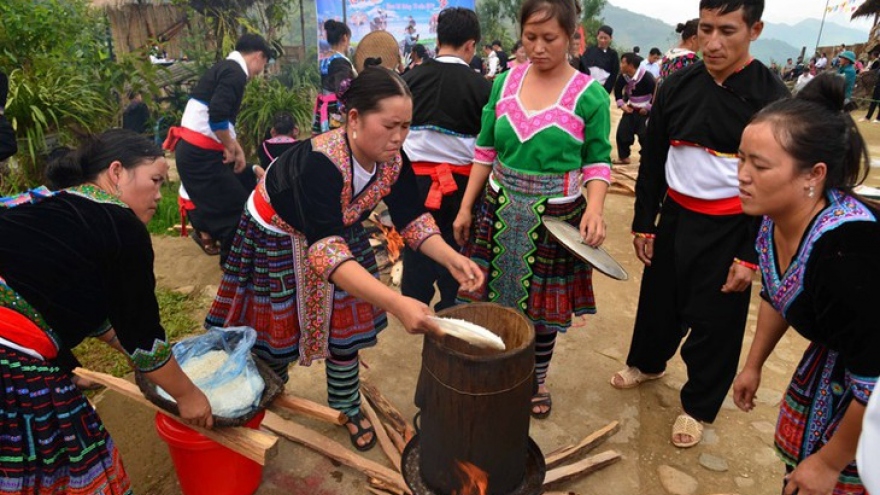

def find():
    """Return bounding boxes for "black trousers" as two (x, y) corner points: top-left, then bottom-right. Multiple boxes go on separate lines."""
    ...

(401, 174), (468, 311)
(626, 198), (752, 423)
(175, 140), (256, 263)
(865, 83), (880, 120)
(616, 112), (648, 160)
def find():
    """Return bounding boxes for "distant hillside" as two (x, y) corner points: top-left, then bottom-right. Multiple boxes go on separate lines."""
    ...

(599, 2), (870, 64)
(762, 18), (870, 52)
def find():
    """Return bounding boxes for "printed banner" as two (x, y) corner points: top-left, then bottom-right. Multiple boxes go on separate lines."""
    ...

(316, 0), (476, 62)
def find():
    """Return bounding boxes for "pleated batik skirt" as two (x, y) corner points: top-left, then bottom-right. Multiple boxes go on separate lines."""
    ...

(206, 209), (387, 375)
(0, 345), (132, 495)
(458, 166), (596, 332)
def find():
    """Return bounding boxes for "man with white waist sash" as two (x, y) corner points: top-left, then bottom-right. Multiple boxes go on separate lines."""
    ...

(163, 33), (272, 264)
(401, 7), (491, 311)
(613, 52), (655, 165)
(577, 25), (618, 94)
(611, 0), (789, 448)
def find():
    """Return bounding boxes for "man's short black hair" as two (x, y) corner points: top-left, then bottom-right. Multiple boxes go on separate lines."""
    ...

(272, 112), (296, 136)
(621, 52), (643, 67)
(649, 47), (662, 56)
(235, 33), (273, 60)
(698, 0), (764, 27)
(412, 44), (428, 59)
(436, 7), (481, 49)
(598, 25), (613, 37)
(492, 40), (502, 47)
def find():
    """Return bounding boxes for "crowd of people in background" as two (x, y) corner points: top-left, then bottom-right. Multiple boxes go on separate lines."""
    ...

(3, 0), (880, 493)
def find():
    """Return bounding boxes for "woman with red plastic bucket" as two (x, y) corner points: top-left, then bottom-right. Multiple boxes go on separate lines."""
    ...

(0, 129), (213, 494)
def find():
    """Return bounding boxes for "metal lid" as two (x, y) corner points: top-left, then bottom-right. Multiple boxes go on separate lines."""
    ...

(543, 217), (629, 281)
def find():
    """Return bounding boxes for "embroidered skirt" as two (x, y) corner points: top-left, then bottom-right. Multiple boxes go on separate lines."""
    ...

(206, 209), (387, 376)
(458, 166), (596, 332)
(776, 342), (874, 494)
(0, 345), (132, 495)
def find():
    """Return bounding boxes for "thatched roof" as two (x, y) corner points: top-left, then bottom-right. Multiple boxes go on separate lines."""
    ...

(852, 0), (880, 20)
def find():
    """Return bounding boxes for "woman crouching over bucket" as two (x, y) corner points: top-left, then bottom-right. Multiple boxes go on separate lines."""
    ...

(733, 73), (880, 495)
(0, 129), (212, 494)
(205, 67), (483, 452)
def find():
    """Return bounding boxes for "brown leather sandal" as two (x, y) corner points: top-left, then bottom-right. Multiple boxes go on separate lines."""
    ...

(190, 229), (220, 256)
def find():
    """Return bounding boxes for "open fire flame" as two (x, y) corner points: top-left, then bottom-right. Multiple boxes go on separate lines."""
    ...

(370, 213), (404, 263)
(452, 460), (488, 495)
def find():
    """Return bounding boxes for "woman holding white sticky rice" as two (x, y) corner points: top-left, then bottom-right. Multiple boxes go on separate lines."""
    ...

(206, 67), (482, 452)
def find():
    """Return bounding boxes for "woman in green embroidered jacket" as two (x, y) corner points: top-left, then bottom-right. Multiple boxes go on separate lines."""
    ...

(0, 129), (212, 495)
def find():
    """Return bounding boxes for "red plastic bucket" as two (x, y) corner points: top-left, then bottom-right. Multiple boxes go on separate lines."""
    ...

(155, 411), (266, 495)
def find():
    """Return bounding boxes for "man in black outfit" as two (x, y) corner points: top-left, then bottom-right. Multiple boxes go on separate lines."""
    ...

(401, 7), (491, 311)
(577, 25), (619, 94)
(492, 40), (509, 73)
(122, 91), (151, 135)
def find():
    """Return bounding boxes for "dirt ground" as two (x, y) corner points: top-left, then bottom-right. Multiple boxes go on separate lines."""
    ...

(93, 114), (880, 495)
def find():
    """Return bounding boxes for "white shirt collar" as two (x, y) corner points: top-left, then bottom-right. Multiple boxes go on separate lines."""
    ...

(227, 51), (249, 77)
(435, 55), (469, 66)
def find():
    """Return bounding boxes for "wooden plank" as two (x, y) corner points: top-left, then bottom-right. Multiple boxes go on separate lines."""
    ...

(542, 450), (622, 487)
(270, 392), (347, 425)
(544, 421), (620, 469)
(73, 367), (278, 466)
(361, 399), (402, 472)
(360, 378), (415, 441)
(261, 411), (411, 494)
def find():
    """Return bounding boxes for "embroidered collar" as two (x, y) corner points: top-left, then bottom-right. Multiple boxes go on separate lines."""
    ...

(65, 184), (129, 208)
(758, 189), (875, 316)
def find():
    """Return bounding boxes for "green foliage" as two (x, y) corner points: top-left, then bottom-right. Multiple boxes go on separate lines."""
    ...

(72, 288), (202, 378)
(476, 0), (607, 50)
(581, 0), (608, 46)
(0, 0), (166, 190)
(147, 181), (185, 235)
(236, 77), (313, 159)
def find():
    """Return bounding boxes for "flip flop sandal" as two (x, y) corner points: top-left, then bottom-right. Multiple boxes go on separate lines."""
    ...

(671, 413), (703, 448)
(190, 229), (220, 256)
(610, 366), (665, 389)
(345, 412), (377, 452)
(530, 391), (552, 420)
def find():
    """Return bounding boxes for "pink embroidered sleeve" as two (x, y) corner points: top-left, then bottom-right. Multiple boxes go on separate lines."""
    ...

(474, 146), (497, 166)
(401, 213), (441, 251)
(308, 235), (355, 281)
(582, 163), (612, 185)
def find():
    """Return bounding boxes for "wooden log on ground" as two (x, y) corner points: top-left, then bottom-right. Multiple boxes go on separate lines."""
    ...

(261, 411), (410, 494)
(73, 367), (278, 466)
(270, 392), (347, 425)
(360, 378), (415, 441)
(384, 423), (407, 454)
(367, 488), (396, 495)
(368, 477), (408, 495)
(361, 398), (402, 472)
(544, 421), (620, 469)
(542, 450), (622, 487)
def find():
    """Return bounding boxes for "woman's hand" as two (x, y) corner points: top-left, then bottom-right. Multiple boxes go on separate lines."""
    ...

(783, 453), (840, 495)
(444, 253), (483, 292)
(176, 385), (214, 429)
(732, 367), (761, 412)
(391, 296), (440, 336)
(453, 209), (473, 247)
(579, 210), (606, 247)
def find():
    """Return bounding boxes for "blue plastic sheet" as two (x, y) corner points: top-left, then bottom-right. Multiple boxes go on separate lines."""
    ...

(170, 326), (265, 418)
